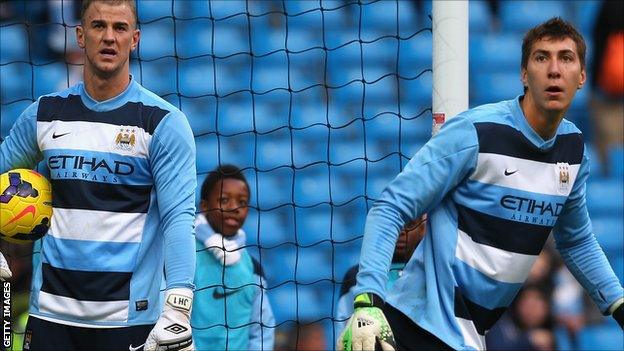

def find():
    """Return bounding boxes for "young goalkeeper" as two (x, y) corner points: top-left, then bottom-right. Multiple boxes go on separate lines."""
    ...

(336, 215), (426, 331)
(339, 17), (623, 351)
(191, 164), (275, 351)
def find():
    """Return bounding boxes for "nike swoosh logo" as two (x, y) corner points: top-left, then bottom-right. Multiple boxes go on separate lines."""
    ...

(504, 169), (518, 176)
(213, 289), (239, 299)
(5, 205), (36, 226)
(52, 132), (71, 139)
(128, 343), (144, 351)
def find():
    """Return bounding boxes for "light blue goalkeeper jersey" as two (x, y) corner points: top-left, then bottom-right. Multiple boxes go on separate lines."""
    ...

(0, 79), (197, 327)
(354, 97), (624, 350)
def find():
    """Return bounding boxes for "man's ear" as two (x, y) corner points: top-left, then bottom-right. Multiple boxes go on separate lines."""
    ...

(76, 25), (85, 49)
(520, 67), (528, 89)
(131, 28), (140, 51)
(578, 67), (586, 89)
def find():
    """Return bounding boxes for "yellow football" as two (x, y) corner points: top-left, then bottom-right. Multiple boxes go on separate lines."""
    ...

(0, 169), (53, 244)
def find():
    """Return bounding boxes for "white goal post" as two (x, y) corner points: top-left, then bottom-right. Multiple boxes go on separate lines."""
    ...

(432, 0), (469, 135)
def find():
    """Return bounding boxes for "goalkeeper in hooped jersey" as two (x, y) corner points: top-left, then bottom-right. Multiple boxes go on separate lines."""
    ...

(336, 216), (426, 331)
(0, 1), (196, 350)
(339, 17), (624, 351)
(191, 165), (275, 351)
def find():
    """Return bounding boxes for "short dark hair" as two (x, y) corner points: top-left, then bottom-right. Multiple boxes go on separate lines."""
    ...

(81, 0), (138, 28)
(200, 164), (250, 202)
(521, 17), (586, 70)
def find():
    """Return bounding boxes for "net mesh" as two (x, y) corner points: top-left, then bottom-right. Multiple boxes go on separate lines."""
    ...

(0, 0), (432, 348)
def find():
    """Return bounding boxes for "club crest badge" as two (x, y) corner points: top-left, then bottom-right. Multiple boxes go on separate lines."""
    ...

(556, 162), (570, 194)
(114, 128), (136, 153)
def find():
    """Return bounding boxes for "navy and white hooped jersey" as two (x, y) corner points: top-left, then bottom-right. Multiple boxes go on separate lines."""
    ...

(0, 79), (197, 327)
(354, 97), (623, 350)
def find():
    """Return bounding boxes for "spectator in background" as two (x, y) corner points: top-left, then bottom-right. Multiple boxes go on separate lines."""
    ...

(487, 285), (556, 351)
(336, 215), (427, 331)
(191, 164), (275, 351)
(590, 0), (624, 176)
(283, 322), (327, 351)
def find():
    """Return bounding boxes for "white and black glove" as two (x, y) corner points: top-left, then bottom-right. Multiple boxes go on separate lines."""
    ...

(0, 252), (11, 281)
(144, 288), (194, 351)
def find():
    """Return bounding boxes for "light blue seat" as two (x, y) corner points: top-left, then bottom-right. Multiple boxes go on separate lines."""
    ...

(33, 63), (67, 98)
(0, 63), (29, 102)
(294, 171), (330, 208)
(470, 33), (522, 74)
(577, 320), (623, 351)
(586, 179), (623, 215)
(131, 59), (178, 97)
(608, 146), (624, 179)
(592, 216), (624, 254)
(400, 70), (432, 107)
(469, 1), (492, 33)
(0, 101), (31, 138)
(176, 19), (213, 59)
(398, 33), (433, 78)
(255, 169), (293, 209)
(179, 59), (216, 97)
(471, 72), (523, 106)
(246, 211), (290, 248)
(500, 1), (568, 33)
(294, 247), (333, 284)
(138, 21), (174, 60)
(194, 134), (219, 173)
(136, 0), (174, 22)
(0, 24), (28, 64)
(213, 24), (248, 58)
(269, 283), (324, 323)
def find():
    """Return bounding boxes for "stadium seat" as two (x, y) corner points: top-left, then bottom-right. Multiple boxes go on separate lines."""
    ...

(213, 24), (248, 58)
(577, 320), (624, 351)
(137, 0), (172, 22)
(0, 63), (29, 103)
(469, 33), (522, 74)
(33, 63), (67, 98)
(194, 134), (219, 173)
(469, 0), (492, 34)
(471, 72), (523, 106)
(294, 171), (331, 207)
(608, 146), (624, 179)
(179, 59), (216, 97)
(176, 19), (213, 59)
(500, 1), (568, 33)
(131, 58), (178, 97)
(571, 0), (602, 34)
(398, 32), (433, 78)
(0, 101), (31, 139)
(248, 211), (290, 248)
(586, 179), (624, 215)
(592, 216), (624, 254)
(400, 70), (433, 107)
(138, 21), (174, 60)
(0, 24), (28, 64)
(269, 283), (324, 323)
(255, 169), (293, 209)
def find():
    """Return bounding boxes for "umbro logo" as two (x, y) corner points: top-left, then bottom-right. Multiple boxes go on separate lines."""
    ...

(52, 132), (71, 139)
(164, 323), (188, 334)
(504, 169), (518, 176)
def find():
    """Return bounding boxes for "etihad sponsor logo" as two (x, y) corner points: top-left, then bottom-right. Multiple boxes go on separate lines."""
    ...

(48, 155), (134, 175)
(500, 195), (564, 226)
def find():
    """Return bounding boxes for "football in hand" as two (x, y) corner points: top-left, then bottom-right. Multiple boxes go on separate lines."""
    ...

(0, 169), (52, 244)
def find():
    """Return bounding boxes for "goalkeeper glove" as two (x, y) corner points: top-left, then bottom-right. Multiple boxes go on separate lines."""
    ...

(0, 252), (11, 281)
(338, 293), (396, 351)
(611, 299), (624, 329)
(144, 288), (194, 351)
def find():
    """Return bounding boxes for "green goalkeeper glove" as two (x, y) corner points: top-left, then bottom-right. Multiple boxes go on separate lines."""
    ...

(337, 293), (396, 351)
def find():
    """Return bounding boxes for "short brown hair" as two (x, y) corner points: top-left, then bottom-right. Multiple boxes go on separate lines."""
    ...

(521, 17), (586, 70)
(80, 0), (138, 27)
